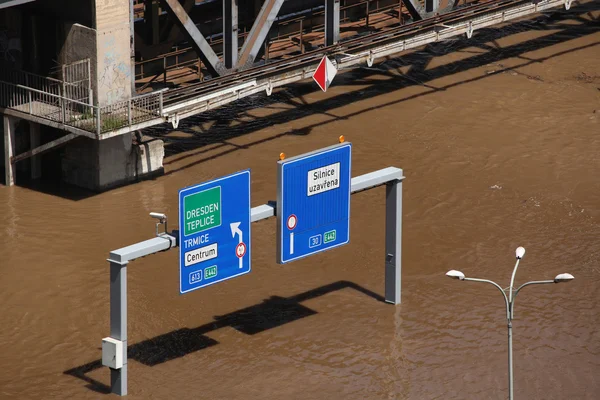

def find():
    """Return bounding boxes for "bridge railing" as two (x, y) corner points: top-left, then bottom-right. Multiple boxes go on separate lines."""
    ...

(0, 74), (166, 136)
(97, 90), (165, 134)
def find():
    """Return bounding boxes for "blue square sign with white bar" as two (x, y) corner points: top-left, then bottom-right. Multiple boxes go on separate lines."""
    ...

(277, 142), (352, 264)
(178, 169), (251, 294)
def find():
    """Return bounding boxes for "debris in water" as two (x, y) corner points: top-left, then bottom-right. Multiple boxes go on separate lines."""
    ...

(490, 184), (502, 190)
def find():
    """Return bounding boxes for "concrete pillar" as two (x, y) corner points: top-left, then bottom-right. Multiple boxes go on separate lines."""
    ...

(3, 115), (16, 186)
(223, 0), (239, 69)
(62, 133), (165, 192)
(325, 0), (340, 46)
(29, 122), (41, 180)
(94, 0), (134, 106)
(425, 0), (440, 13)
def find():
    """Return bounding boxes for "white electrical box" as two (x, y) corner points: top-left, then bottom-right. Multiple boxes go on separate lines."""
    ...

(102, 337), (124, 369)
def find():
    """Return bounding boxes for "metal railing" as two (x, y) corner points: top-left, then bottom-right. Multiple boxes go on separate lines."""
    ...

(134, 0), (419, 87)
(0, 75), (166, 136)
(97, 90), (165, 133)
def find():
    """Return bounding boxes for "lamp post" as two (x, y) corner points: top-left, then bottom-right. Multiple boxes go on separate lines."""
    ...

(445, 247), (574, 400)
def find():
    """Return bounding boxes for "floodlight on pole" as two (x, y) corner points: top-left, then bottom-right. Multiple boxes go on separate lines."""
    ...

(445, 270), (465, 280)
(444, 246), (575, 400)
(554, 273), (575, 283)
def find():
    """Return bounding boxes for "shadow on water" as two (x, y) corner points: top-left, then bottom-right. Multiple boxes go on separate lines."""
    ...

(10, 3), (598, 201)
(145, 3), (598, 173)
(63, 280), (385, 394)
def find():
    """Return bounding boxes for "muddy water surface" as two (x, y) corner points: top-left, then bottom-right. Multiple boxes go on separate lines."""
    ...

(1, 3), (599, 399)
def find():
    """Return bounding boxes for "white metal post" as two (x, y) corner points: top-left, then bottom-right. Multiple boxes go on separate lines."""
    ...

(385, 179), (403, 304)
(109, 260), (128, 396)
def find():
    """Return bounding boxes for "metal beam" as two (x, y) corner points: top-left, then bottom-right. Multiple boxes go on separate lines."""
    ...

(159, 0), (195, 43)
(325, 0), (340, 46)
(11, 132), (78, 163)
(402, 0), (424, 20)
(160, 0), (224, 77)
(237, 0), (285, 70)
(223, 0), (239, 69)
(0, 0), (36, 10)
(425, 0), (440, 14)
(144, 0), (160, 45)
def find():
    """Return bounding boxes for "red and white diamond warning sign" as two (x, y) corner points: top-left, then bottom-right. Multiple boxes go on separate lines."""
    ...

(312, 56), (337, 92)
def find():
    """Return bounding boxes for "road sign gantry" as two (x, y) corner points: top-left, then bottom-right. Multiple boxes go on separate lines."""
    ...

(102, 141), (404, 397)
(178, 169), (251, 294)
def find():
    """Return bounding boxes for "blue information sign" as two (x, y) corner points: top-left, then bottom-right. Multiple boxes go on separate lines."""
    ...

(277, 142), (352, 264)
(178, 170), (251, 294)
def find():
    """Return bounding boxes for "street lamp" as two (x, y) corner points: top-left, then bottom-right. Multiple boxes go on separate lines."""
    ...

(445, 247), (574, 400)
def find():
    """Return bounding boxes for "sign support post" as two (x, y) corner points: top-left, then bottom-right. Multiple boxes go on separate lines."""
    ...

(109, 259), (128, 396)
(385, 179), (402, 304)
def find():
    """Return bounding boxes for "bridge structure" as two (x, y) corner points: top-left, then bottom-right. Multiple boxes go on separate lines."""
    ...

(0, 0), (576, 192)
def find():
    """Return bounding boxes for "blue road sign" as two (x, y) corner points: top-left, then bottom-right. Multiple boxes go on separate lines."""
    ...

(277, 142), (352, 264)
(178, 169), (251, 294)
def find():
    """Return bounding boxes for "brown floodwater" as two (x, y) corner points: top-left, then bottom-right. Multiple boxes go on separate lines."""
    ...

(1, 2), (599, 399)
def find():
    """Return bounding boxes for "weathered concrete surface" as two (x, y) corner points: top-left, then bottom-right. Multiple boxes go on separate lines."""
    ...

(62, 133), (164, 192)
(60, 23), (97, 102)
(95, 0), (133, 105)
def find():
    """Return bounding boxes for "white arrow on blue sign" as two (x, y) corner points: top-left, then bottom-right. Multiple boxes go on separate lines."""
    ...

(178, 169), (251, 294)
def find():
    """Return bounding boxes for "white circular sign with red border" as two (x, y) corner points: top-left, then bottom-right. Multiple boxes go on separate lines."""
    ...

(236, 242), (247, 258)
(287, 214), (297, 230)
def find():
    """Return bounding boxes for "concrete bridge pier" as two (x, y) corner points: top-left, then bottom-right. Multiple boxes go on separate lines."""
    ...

(61, 134), (165, 192)
(1, 0), (166, 191)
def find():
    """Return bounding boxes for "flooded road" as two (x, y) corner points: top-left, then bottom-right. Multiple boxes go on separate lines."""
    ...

(1, 2), (599, 399)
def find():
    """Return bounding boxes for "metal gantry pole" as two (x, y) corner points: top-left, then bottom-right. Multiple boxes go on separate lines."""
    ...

(109, 260), (128, 396)
(384, 179), (402, 304)
(102, 167), (405, 396)
(508, 315), (513, 400)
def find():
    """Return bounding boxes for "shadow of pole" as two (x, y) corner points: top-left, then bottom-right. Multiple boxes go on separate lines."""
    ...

(63, 280), (386, 393)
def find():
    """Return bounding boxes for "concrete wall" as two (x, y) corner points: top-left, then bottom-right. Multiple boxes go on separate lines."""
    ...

(61, 23), (98, 104)
(62, 134), (164, 192)
(95, 0), (133, 106)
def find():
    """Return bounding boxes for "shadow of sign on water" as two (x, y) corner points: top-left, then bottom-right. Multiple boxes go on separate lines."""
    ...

(63, 280), (385, 394)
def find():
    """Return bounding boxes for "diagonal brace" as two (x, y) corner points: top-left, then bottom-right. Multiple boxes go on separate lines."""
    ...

(237, 0), (285, 70)
(402, 0), (425, 20)
(11, 133), (78, 163)
(161, 0), (225, 77)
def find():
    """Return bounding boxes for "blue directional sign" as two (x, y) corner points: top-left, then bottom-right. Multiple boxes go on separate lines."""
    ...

(178, 169), (251, 294)
(277, 142), (352, 264)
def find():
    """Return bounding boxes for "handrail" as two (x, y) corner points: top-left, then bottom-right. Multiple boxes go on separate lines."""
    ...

(0, 77), (166, 136)
(135, 0), (413, 83)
